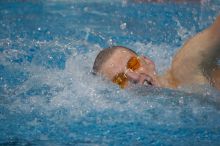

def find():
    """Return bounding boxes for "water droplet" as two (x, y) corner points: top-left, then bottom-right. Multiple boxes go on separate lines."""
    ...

(120, 23), (127, 30)
(107, 39), (113, 46)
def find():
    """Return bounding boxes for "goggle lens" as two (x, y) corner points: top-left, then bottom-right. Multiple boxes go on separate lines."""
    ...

(112, 56), (140, 88)
(112, 73), (128, 88)
(127, 56), (140, 71)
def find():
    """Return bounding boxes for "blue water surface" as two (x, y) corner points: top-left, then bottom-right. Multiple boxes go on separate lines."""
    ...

(0, 0), (220, 145)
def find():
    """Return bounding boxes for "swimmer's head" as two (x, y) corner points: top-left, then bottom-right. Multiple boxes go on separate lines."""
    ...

(93, 46), (160, 88)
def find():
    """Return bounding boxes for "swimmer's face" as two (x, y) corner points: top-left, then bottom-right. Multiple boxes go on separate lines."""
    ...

(100, 48), (160, 88)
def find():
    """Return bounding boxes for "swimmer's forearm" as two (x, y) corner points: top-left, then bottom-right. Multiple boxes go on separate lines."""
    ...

(211, 15), (220, 37)
(169, 16), (220, 85)
(175, 15), (220, 64)
(207, 15), (220, 59)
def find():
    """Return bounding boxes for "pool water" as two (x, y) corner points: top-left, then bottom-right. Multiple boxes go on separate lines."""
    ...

(0, 0), (220, 145)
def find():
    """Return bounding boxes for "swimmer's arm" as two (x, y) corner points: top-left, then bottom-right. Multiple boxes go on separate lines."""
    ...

(169, 15), (220, 87)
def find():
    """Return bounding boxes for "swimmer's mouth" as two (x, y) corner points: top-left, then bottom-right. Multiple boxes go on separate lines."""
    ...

(143, 80), (153, 86)
(143, 76), (154, 86)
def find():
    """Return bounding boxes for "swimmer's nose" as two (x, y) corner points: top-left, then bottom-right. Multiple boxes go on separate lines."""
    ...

(126, 70), (152, 86)
(126, 70), (140, 84)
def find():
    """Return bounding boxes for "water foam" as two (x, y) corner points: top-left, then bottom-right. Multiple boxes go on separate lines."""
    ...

(1, 37), (219, 128)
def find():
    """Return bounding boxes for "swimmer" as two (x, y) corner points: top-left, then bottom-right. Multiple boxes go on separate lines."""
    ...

(92, 15), (220, 90)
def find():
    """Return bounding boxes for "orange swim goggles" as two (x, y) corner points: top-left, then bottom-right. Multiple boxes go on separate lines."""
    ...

(112, 56), (140, 88)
